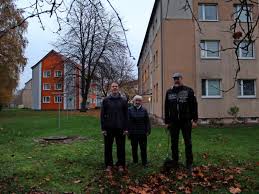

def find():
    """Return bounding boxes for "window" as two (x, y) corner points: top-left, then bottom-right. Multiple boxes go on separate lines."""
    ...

(43, 70), (51, 78)
(199, 4), (218, 21)
(202, 79), (222, 98)
(55, 70), (62, 77)
(234, 5), (252, 22)
(156, 83), (158, 102)
(237, 41), (255, 59)
(55, 83), (62, 90)
(238, 80), (256, 98)
(43, 83), (51, 90)
(155, 50), (158, 67)
(200, 40), (220, 58)
(54, 96), (62, 103)
(42, 96), (50, 103)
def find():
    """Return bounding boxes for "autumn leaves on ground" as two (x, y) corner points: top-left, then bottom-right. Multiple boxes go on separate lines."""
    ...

(0, 110), (258, 193)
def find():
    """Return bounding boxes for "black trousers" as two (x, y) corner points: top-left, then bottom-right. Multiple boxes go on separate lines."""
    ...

(130, 134), (147, 165)
(104, 130), (125, 167)
(169, 120), (193, 165)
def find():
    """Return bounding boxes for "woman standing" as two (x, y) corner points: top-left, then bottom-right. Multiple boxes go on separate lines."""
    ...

(128, 95), (151, 166)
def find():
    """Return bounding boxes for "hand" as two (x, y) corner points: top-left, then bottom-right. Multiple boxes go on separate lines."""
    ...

(123, 130), (128, 136)
(192, 121), (198, 128)
(102, 130), (107, 136)
(167, 124), (172, 129)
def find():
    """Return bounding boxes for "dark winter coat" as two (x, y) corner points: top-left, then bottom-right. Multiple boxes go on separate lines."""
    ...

(100, 94), (128, 131)
(128, 105), (151, 135)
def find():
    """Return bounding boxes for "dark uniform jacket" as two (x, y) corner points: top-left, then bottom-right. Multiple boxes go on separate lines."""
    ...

(164, 85), (198, 124)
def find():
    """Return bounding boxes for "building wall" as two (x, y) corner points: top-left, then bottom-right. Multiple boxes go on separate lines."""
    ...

(41, 52), (64, 110)
(32, 63), (41, 110)
(22, 80), (32, 109)
(193, 0), (259, 119)
(138, 0), (259, 122)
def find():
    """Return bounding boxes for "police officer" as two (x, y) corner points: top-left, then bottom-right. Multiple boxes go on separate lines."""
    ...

(164, 73), (198, 173)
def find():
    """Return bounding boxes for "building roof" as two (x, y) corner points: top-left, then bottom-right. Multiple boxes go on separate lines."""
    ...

(31, 50), (64, 69)
(24, 79), (32, 85)
(137, 0), (159, 67)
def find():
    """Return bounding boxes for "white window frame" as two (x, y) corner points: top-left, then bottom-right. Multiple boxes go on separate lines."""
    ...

(43, 83), (51, 90)
(238, 79), (256, 98)
(55, 83), (62, 90)
(202, 79), (222, 98)
(42, 96), (51, 103)
(237, 41), (255, 59)
(55, 70), (62, 77)
(235, 4), (253, 23)
(54, 96), (62, 103)
(199, 4), (218, 22)
(200, 40), (220, 59)
(43, 70), (51, 78)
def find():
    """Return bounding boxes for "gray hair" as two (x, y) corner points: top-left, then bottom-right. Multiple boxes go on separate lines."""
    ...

(133, 95), (143, 101)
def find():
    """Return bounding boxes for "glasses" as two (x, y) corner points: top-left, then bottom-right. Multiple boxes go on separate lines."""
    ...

(173, 77), (180, 80)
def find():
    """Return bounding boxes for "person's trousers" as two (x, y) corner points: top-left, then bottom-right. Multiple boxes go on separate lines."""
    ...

(169, 120), (193, 165)
(130, 134), (147, 165)
(104, 130), (125, 167)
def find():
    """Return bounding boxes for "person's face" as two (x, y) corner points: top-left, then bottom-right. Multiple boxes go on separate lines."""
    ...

(111, 83), (119, 94)
(173, 77), (183, 87)
(134, 99), (142, 106)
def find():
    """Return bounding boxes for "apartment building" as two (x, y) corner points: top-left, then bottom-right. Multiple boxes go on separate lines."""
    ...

(138, 0), (259, 123)
(31, 50), (80, 110)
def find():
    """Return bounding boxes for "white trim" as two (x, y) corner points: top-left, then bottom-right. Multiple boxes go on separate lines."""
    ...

(43, 70), (51, 78)
(55, 83), (62, 90)
(202, 79), (222, 98)
(199, 4), (218, 22)
(43, 83), (51, 90)
(235, 4), (253, 22)
(64, 63), (67, 110)
(54, 70), (62, 77)
(54, 96), (62, 103)
(42, 96), (51, 103)
(200, 40), (220, 59)
(237, 79), (256, 98)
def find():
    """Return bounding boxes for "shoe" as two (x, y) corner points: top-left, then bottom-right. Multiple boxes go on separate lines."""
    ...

(118, 166), (124, 172)
(105, 166), (112, 172)
(186, 164), (192, 176)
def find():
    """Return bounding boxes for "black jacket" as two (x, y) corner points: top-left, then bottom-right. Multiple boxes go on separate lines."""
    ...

(164, 85), (198, 124)
(128, 105), (151, 135)
(100, 94), (128, 131)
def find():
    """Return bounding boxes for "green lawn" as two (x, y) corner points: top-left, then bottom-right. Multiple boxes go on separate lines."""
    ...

(0, 110), (258, 193)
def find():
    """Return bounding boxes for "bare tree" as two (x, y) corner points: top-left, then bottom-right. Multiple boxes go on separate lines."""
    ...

(55, 0), (126, 111)
(0, 0), (135, 59)
(95, 52), (135, 98)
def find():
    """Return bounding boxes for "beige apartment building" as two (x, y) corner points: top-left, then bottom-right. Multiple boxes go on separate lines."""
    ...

(138, 0), (259, 123)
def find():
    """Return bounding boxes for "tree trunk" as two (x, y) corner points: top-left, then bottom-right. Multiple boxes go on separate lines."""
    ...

(80, 80), (91, 112)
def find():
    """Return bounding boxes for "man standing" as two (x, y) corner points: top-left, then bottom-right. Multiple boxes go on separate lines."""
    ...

(100, 82), (128, 172)
(164, 73), (198, 173)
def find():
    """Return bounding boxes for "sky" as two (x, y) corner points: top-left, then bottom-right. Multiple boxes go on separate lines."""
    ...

(17, 0), (155, 89)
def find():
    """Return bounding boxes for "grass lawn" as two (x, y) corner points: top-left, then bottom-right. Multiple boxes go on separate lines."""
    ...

(0, 109), (258, 193)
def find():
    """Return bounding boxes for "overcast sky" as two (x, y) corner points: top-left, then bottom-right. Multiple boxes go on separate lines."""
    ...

(17, 0), (155, 89)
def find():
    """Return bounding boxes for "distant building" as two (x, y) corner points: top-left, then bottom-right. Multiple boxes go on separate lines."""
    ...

(31, 50), (101, 110)
(31, 50), (80, 110)
(22, 79), (32, 109)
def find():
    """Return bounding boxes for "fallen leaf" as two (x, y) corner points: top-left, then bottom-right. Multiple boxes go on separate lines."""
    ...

(229, 187), (241, 194)
(73, 180), (81, 184)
